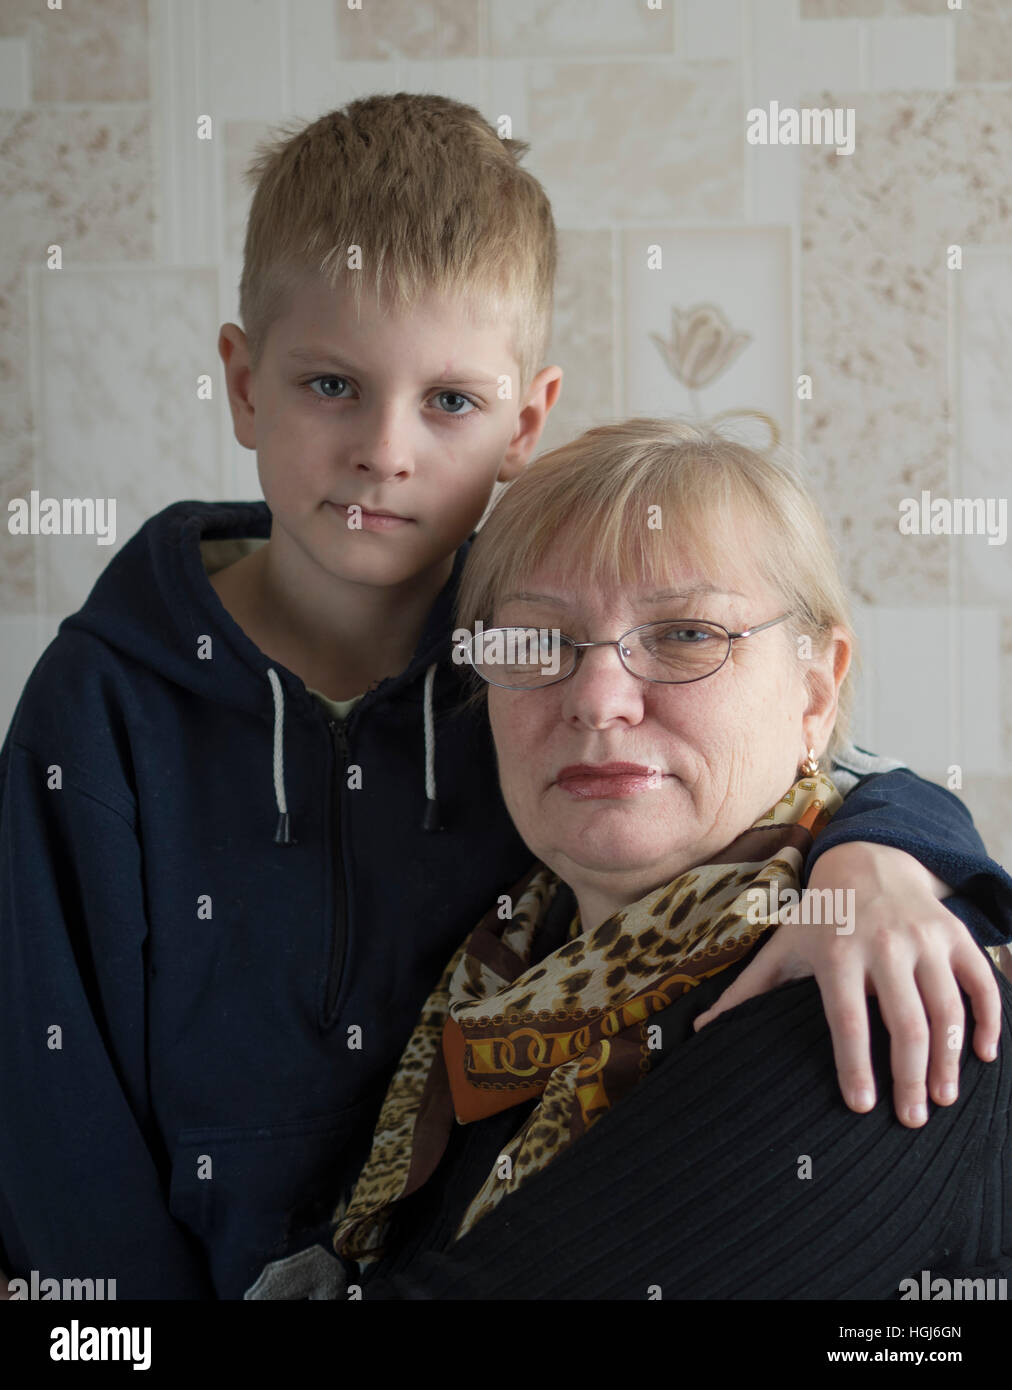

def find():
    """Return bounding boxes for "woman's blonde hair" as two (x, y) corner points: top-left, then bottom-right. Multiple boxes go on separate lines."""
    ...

(456, 415), (857, 760)
(238, 93), (556, 394)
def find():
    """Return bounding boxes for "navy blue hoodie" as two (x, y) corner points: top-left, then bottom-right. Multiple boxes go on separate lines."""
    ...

(1, 500), (1009, 1300)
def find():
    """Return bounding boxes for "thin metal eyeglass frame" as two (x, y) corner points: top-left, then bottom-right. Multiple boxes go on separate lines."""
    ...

(468, 612), (794, 690)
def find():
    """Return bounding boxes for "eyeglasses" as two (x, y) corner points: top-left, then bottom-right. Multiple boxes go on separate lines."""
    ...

(463, 614), (792, 690)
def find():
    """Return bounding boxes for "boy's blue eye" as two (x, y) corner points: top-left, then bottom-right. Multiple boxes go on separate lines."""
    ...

(307, 376), (351, 399)
(433, 391), (475, 415)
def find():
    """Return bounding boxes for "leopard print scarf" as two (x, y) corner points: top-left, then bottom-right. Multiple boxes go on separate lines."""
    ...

(333, 772), (841, 1265)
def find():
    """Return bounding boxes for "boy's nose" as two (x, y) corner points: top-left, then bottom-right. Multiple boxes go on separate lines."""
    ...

(347, 409), (415, 479)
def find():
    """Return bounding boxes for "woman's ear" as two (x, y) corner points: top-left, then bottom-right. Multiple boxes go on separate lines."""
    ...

(801, 625), (852, 758)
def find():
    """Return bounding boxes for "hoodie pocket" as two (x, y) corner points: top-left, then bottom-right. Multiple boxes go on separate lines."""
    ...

(167, 1098), (378, 1299)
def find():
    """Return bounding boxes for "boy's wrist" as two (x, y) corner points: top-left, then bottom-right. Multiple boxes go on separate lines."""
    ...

(809, 841), (952, 902)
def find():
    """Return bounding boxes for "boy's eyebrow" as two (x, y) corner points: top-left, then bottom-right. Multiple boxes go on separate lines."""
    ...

(285, 347), (500, 384)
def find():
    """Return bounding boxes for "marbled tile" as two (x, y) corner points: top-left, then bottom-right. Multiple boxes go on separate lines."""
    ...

(955, 0), (1012, 84)
(488, 0), (675, 59)
(36, 269), (221, 617)
(801, 90), (1012, 607)
(851, 605), (1001, 779)
(958, 775), (1012, 874)
(526, 61), (742, 225)
(0, 110), (154, 266)
(537, 229), (614, 457)
(0, 0), (149, 102)
(957, 249), (1012, 607)
(622, 226), (793, 440)
(335, 0), (478, 59)
(199, 0), (284, 118)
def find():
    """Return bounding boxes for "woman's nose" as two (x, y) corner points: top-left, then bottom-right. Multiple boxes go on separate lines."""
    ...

(560, 642), (645, 727)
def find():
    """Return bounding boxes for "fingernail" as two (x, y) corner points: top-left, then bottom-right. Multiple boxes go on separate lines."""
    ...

(939, 1082), (957, 1103)
(983, 1043), (997, 1061)
(907, 1104), (927, 1125)
(853, 1089), (875, 1111)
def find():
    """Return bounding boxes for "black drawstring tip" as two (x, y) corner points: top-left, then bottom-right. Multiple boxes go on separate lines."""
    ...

(422, 799), (442, 832)
(274, 811), (293, 845)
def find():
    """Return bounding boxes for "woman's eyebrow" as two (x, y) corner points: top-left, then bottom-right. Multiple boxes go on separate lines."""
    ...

(641, 586), (746, 603)
(498, 586), (744, 607)
(498, 591), (567, 607)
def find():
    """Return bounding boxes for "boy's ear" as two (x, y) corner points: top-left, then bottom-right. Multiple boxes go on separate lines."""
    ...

(219, 323), (257, 450)
(497, 365), (563, 483)
(802, 625), (852, 762)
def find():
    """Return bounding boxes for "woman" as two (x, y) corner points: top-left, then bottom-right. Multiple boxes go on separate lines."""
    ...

(248, 418), (1012, 1300)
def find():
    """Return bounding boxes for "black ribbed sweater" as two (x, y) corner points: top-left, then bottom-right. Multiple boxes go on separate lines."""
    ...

(361, 893), (1012, 1301)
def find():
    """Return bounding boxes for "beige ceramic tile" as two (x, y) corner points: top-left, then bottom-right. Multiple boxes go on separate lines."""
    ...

(36, 269), (221, 617)
(1002, 615), (1012, 773)
(223, 120), (277, 261)
(488, 0), (675, 58)
(0, 0), (149, 102)
(622, 225), (793, 440)
(0, 264), (36, 614)
(891, 0), (952, 13)
(0, 109), (154, 266)
(955, 0), (1012, 84)
(335, 0), (478, 59)
(868, 17), (951, 90)
(801, 90), (1012, 607)
(801, 0), (883, 16)
(526, 60), (742, 225)
(958, 774), (1012, 875)
(537, 229), (615, 456)
(0, 437), (37, 616)
(0, 37), (30, 106)
(956, 249), (1012, 607)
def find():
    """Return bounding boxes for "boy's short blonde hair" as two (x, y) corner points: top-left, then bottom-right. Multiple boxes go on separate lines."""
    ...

(457, 415), (858, 760)
(238, 93), (557, 394)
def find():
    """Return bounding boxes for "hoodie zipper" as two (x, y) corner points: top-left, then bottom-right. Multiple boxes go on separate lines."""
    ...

(323, 717), (350, 1025)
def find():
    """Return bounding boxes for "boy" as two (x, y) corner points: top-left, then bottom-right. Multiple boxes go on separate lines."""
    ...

(0, 94), (1008, 1300)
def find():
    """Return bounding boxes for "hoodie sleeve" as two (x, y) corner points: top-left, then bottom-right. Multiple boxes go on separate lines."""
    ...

(0, 728), (215, 1298)
(803, 768), (1012, 948)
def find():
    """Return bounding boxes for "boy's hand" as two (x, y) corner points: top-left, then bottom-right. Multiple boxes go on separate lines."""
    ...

(694, 842), (1002, 1127)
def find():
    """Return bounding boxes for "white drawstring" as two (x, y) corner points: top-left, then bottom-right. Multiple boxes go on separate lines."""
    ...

(266, 668), (292, 843)
(422, 662), (440, 830)
(267, 663), (440, 838)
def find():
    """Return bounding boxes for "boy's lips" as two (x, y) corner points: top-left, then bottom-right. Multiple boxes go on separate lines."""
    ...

(327, 501), (413, 531)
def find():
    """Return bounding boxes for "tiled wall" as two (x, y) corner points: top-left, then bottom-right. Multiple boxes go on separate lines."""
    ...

(1, 0), (1009, 865)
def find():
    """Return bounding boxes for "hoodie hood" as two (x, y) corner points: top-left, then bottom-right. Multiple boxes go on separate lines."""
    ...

(62, 499), (470, 838)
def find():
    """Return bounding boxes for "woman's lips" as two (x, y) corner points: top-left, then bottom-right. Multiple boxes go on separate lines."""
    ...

(554, 762), (663, 799)
(328, 502), (413, 532)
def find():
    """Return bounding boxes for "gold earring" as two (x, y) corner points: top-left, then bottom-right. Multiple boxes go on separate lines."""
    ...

(800, 748), (819, 778)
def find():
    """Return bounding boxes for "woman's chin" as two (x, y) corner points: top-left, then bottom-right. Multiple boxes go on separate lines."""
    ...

(543, 809), (692, 881)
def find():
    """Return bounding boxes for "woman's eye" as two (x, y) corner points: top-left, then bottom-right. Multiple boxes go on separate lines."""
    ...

(432, 391), (475, 415)
(649, 626), (713, 647)
(306, 376), (352, 399)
